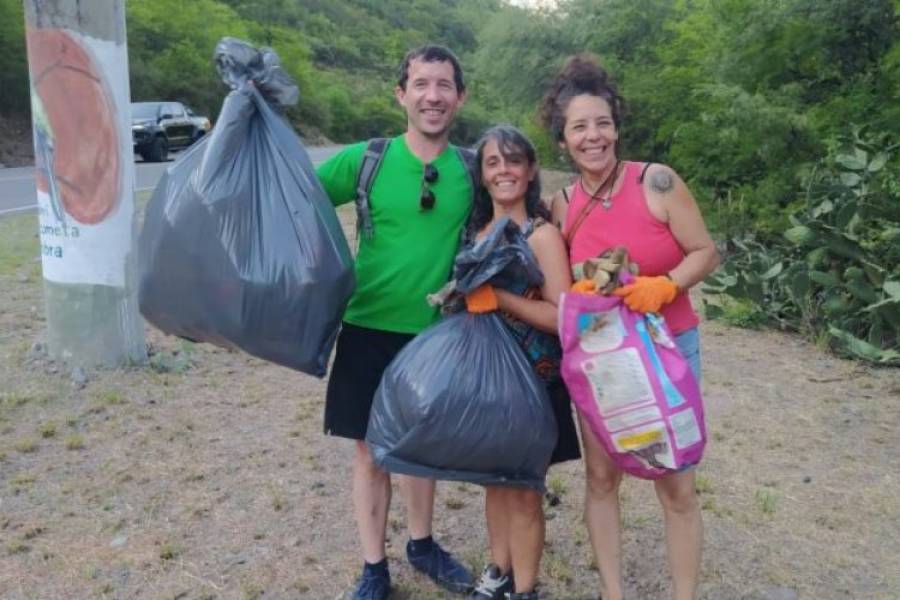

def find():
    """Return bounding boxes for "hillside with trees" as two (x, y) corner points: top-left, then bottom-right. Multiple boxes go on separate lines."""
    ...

(0, 0), (501, 144)
(125, 0), (502, 142)
(0, 0), (897, 361)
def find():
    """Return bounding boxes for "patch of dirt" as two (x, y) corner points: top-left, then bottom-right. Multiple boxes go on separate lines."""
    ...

(0, 197), (898, 599)
(0, 113), (34, 168)
(541, 169), (576, 199)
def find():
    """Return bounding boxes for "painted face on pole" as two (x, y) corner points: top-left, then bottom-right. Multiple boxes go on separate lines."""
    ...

(26, 28), (121, 225)
(25, 21), (136, 290)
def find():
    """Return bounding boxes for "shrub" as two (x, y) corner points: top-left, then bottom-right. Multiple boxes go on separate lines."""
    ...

(704, 128), (900, 365)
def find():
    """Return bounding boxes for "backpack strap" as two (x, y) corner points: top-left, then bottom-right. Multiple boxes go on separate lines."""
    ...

(355, 141), (475, 241)
(354, 137), (390, 239)
(455, 145), (478, 201)
(453, 145), (478, 249)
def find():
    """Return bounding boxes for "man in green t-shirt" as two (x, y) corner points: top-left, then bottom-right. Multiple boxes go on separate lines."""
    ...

(316, 45), (475, 600)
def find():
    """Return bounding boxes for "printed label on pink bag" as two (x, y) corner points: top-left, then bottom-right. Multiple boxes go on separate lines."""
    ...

(559, 293), (707, 479)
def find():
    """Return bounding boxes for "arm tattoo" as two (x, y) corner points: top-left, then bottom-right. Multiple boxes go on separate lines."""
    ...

(650, 169), (674, 194)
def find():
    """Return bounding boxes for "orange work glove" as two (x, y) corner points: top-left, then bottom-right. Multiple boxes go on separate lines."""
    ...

(613, 275), (679, 313)
(571, 279), (598, 294)
(465, 284), (499, 313)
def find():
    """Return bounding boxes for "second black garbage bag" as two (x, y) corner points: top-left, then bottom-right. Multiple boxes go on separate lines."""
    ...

(366, 218), (558, 490)
(138, 38), (355, 377)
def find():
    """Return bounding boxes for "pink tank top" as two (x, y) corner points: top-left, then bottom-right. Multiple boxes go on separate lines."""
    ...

(564, 161), (699, 334)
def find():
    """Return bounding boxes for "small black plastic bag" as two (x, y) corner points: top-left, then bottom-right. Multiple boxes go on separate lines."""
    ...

(367, 218), (558, 490)
(138, 38), (354, 376)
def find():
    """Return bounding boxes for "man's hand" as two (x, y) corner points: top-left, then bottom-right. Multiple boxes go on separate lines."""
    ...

(465, 284), (498, 313)
(613, 275), (678, 313)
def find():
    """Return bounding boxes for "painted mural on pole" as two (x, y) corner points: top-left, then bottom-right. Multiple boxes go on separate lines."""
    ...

(25, 27), (134, 287)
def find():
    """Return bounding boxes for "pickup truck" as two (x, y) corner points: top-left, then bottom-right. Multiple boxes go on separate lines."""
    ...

(130, 101), (211, 162)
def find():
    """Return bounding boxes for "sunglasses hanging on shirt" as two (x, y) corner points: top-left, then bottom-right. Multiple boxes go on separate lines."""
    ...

(420, 163), (439, 211)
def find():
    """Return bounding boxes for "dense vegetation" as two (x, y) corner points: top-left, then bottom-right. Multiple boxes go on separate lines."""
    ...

(0, 0), (28, 116)
(0, 0), (898, 362)
(0, 0), (499, 142)
(474, 0), (900, 363)
(125, 0), (501, 142)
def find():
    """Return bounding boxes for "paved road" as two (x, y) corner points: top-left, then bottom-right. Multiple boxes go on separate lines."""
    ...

(0, 145), (343, 218)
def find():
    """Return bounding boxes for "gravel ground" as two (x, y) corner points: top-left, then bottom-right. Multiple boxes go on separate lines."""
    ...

(1, 189), (898, 600)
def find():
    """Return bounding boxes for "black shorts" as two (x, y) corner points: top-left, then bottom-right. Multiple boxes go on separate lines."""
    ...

(324, 322), (582, 467)
(324, 322), (415, 440)
(547, 379), (582, 465)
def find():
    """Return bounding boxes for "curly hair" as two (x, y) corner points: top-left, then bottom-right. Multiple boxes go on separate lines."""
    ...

(467, 125), (551, 236)
(539, 54), (624, 143)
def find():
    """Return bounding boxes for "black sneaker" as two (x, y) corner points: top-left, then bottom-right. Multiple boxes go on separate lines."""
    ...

(468, 564), (513, 599)
(406, 539), (475, 593)
(350, 569), (391, 600)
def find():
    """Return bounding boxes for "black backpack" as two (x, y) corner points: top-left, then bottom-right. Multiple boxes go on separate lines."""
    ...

(353, 138), (478, 239)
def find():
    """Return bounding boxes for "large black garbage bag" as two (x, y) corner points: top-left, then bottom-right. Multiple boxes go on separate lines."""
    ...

(367, 218), (558, 490)
(138, 38), (354, 377)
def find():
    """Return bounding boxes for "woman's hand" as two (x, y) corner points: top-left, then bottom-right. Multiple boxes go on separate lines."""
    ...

(571, 279), (598, 294)
(613, 275), (678, 313)
(465, 284), (499, 313)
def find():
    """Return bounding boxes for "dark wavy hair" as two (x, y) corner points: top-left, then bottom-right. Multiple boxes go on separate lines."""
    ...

(467, 125), (551, 236)
(539, 53), (624, 143)
(397, 44), (465, 92)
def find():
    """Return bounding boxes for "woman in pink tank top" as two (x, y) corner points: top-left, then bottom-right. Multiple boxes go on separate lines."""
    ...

(539, 55), (719, 600)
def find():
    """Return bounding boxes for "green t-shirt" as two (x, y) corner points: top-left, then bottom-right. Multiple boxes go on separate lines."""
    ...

(316, 135), (473, 334)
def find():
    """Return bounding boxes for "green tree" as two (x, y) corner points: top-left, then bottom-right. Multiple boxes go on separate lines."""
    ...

(470, 5), (574, 121)
(0, 0), (28, 115)
(127, 0), (253, 119)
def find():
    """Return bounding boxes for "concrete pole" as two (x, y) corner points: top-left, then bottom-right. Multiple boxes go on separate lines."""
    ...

(23, 0), (146, 367)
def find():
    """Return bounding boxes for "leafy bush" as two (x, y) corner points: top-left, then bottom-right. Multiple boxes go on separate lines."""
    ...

(703, 297), (766, 330)
(704, 129), (900, 365)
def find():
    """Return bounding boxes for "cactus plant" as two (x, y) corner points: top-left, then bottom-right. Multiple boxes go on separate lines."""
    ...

(704, 129), (899, 364)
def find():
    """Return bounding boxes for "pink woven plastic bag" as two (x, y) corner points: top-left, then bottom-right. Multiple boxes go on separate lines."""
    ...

(559, 292), (707, 479)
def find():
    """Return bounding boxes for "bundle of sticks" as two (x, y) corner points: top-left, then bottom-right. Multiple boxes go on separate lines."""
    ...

(571, 246), (639, 295)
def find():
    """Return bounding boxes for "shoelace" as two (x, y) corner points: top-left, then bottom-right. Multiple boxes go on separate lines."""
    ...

(474, 569), (508, 594)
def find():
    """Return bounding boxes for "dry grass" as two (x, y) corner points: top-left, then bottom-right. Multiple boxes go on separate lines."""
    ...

(63, 434), (85, 451)
(0, 191), (898, 599)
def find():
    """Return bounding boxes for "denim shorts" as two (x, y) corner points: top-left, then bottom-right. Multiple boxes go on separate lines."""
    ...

(674, 326), (701, 382)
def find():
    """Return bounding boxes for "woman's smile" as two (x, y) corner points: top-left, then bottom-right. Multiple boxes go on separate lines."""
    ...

(481, 138), (534, 204)
(561, 93), (619, 177)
